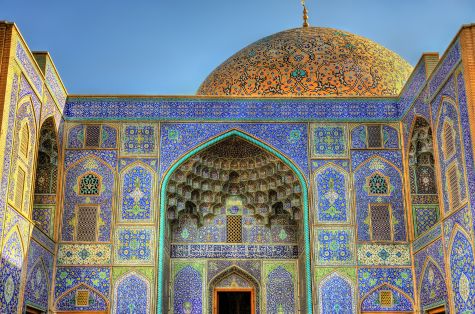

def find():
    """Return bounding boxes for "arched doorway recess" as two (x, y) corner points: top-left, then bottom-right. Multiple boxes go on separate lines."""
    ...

(158, 130), (312, 314)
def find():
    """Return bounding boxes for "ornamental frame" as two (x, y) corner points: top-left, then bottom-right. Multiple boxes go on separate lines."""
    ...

(158, 129), (313, 313)
(117, 161), (157, 224)
(313, 163), (352, 225)
(358, 283), (415, 312)
(317, 272), (357, 314)
(418, 256), (448, 312)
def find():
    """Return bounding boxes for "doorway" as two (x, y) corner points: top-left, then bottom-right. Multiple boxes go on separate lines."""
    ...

(427, 306), (445, 314)
(214, 288), (255, 314)
(25, 307), (43, 314)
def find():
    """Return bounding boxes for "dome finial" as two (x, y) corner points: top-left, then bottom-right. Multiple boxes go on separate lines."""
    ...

(301, 0), (309, 27)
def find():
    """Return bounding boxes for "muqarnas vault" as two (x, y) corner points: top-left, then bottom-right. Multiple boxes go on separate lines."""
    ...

(0, 20), (475, 314)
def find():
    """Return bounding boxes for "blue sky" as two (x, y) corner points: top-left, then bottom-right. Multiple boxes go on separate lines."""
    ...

(2, 0), (475, 95)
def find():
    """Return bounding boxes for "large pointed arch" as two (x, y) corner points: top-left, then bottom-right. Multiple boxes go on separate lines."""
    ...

(157, 129), (312, 313)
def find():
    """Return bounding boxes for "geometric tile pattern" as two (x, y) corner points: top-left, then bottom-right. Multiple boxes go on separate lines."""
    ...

(54, 267), (110, 311)
(31, 204), (55, 238)
(314, 165), (350, 223)
(420, 260), (448, 311)
(358, 268), (414, 298)
(353, 156), (406, 242)
(413, 204), (439, 238)
(318, 272), (356, 314)
(0, 229), (24, 313)
(315, 228), (354, 265)
(357, 244), (411, 266)
(172, 262), (204, 314)
(311, 124), (348, 158)
(114, 227), (155, 265)
(121, 124), (158, 156)
(449, 229), (475, 313)
(4, 23), (475, 314)
(62, 156), (114, 242)
(436, 100), (468, 214)
(361, 285), (414, 312)
(263, 262), (296, 314)
(119, 163), (155, 222)
(113, 272), (151, 314)
(23, 240), (54, 312)
(57, 244), (111, 265)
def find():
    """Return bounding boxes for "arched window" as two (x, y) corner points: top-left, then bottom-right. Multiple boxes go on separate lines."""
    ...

(79, 173), (101, 196)
(367, 172), (389, 195)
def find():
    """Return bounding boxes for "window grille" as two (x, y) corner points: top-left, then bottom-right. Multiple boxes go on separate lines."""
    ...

(447, 164), (460, 210)
(76, 206), (98, 241)
(443, 122), (455, 160)
(76, 290), (90, 306)
(79, 173), (100, 195)
(370, 204), (392, 241)
(368, 173), (389, 195)
(20, 123), (29, 158)
(367, 125), (382, 148)
(85, 125), (101, 148)
(379, 290), (393, 307)
(226, 215), (242, 243)
(15, 167), (26, 210)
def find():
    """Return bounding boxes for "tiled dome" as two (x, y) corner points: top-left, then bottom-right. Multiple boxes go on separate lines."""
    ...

(197, 27), (413, 97)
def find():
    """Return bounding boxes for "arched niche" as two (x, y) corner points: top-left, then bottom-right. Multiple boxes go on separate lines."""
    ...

(159, 129), (312, 313)
(208, 266), (260, 314)
(32, 117), (59, 238)
(318, 272), (356, 314)
(113, 272), (151, 314)
(408, 116), (440, 238)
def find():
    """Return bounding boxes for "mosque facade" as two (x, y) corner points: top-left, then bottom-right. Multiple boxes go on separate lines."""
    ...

(0, 19), (474, 314)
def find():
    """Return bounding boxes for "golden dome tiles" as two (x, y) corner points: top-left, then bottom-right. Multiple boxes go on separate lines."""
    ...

(198, 27), (413, 97)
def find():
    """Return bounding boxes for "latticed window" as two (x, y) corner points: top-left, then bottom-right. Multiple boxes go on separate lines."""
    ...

(443, 122), (455, 160)
(76, 206), (98, 241)
(79, 173), (100, 195)
(76, 290), (90, 306)
(85, 125), (101, 147)
(379, 290), (393, 307)
(368, 173), (389, 195)
(20, 123), (29, 158)
(447, 164), (460, 210)
(15, 167), (26, 210)
(370, 204), (392, 241)
(367, 125), (382, 148)
(226, 215), (242, 243)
